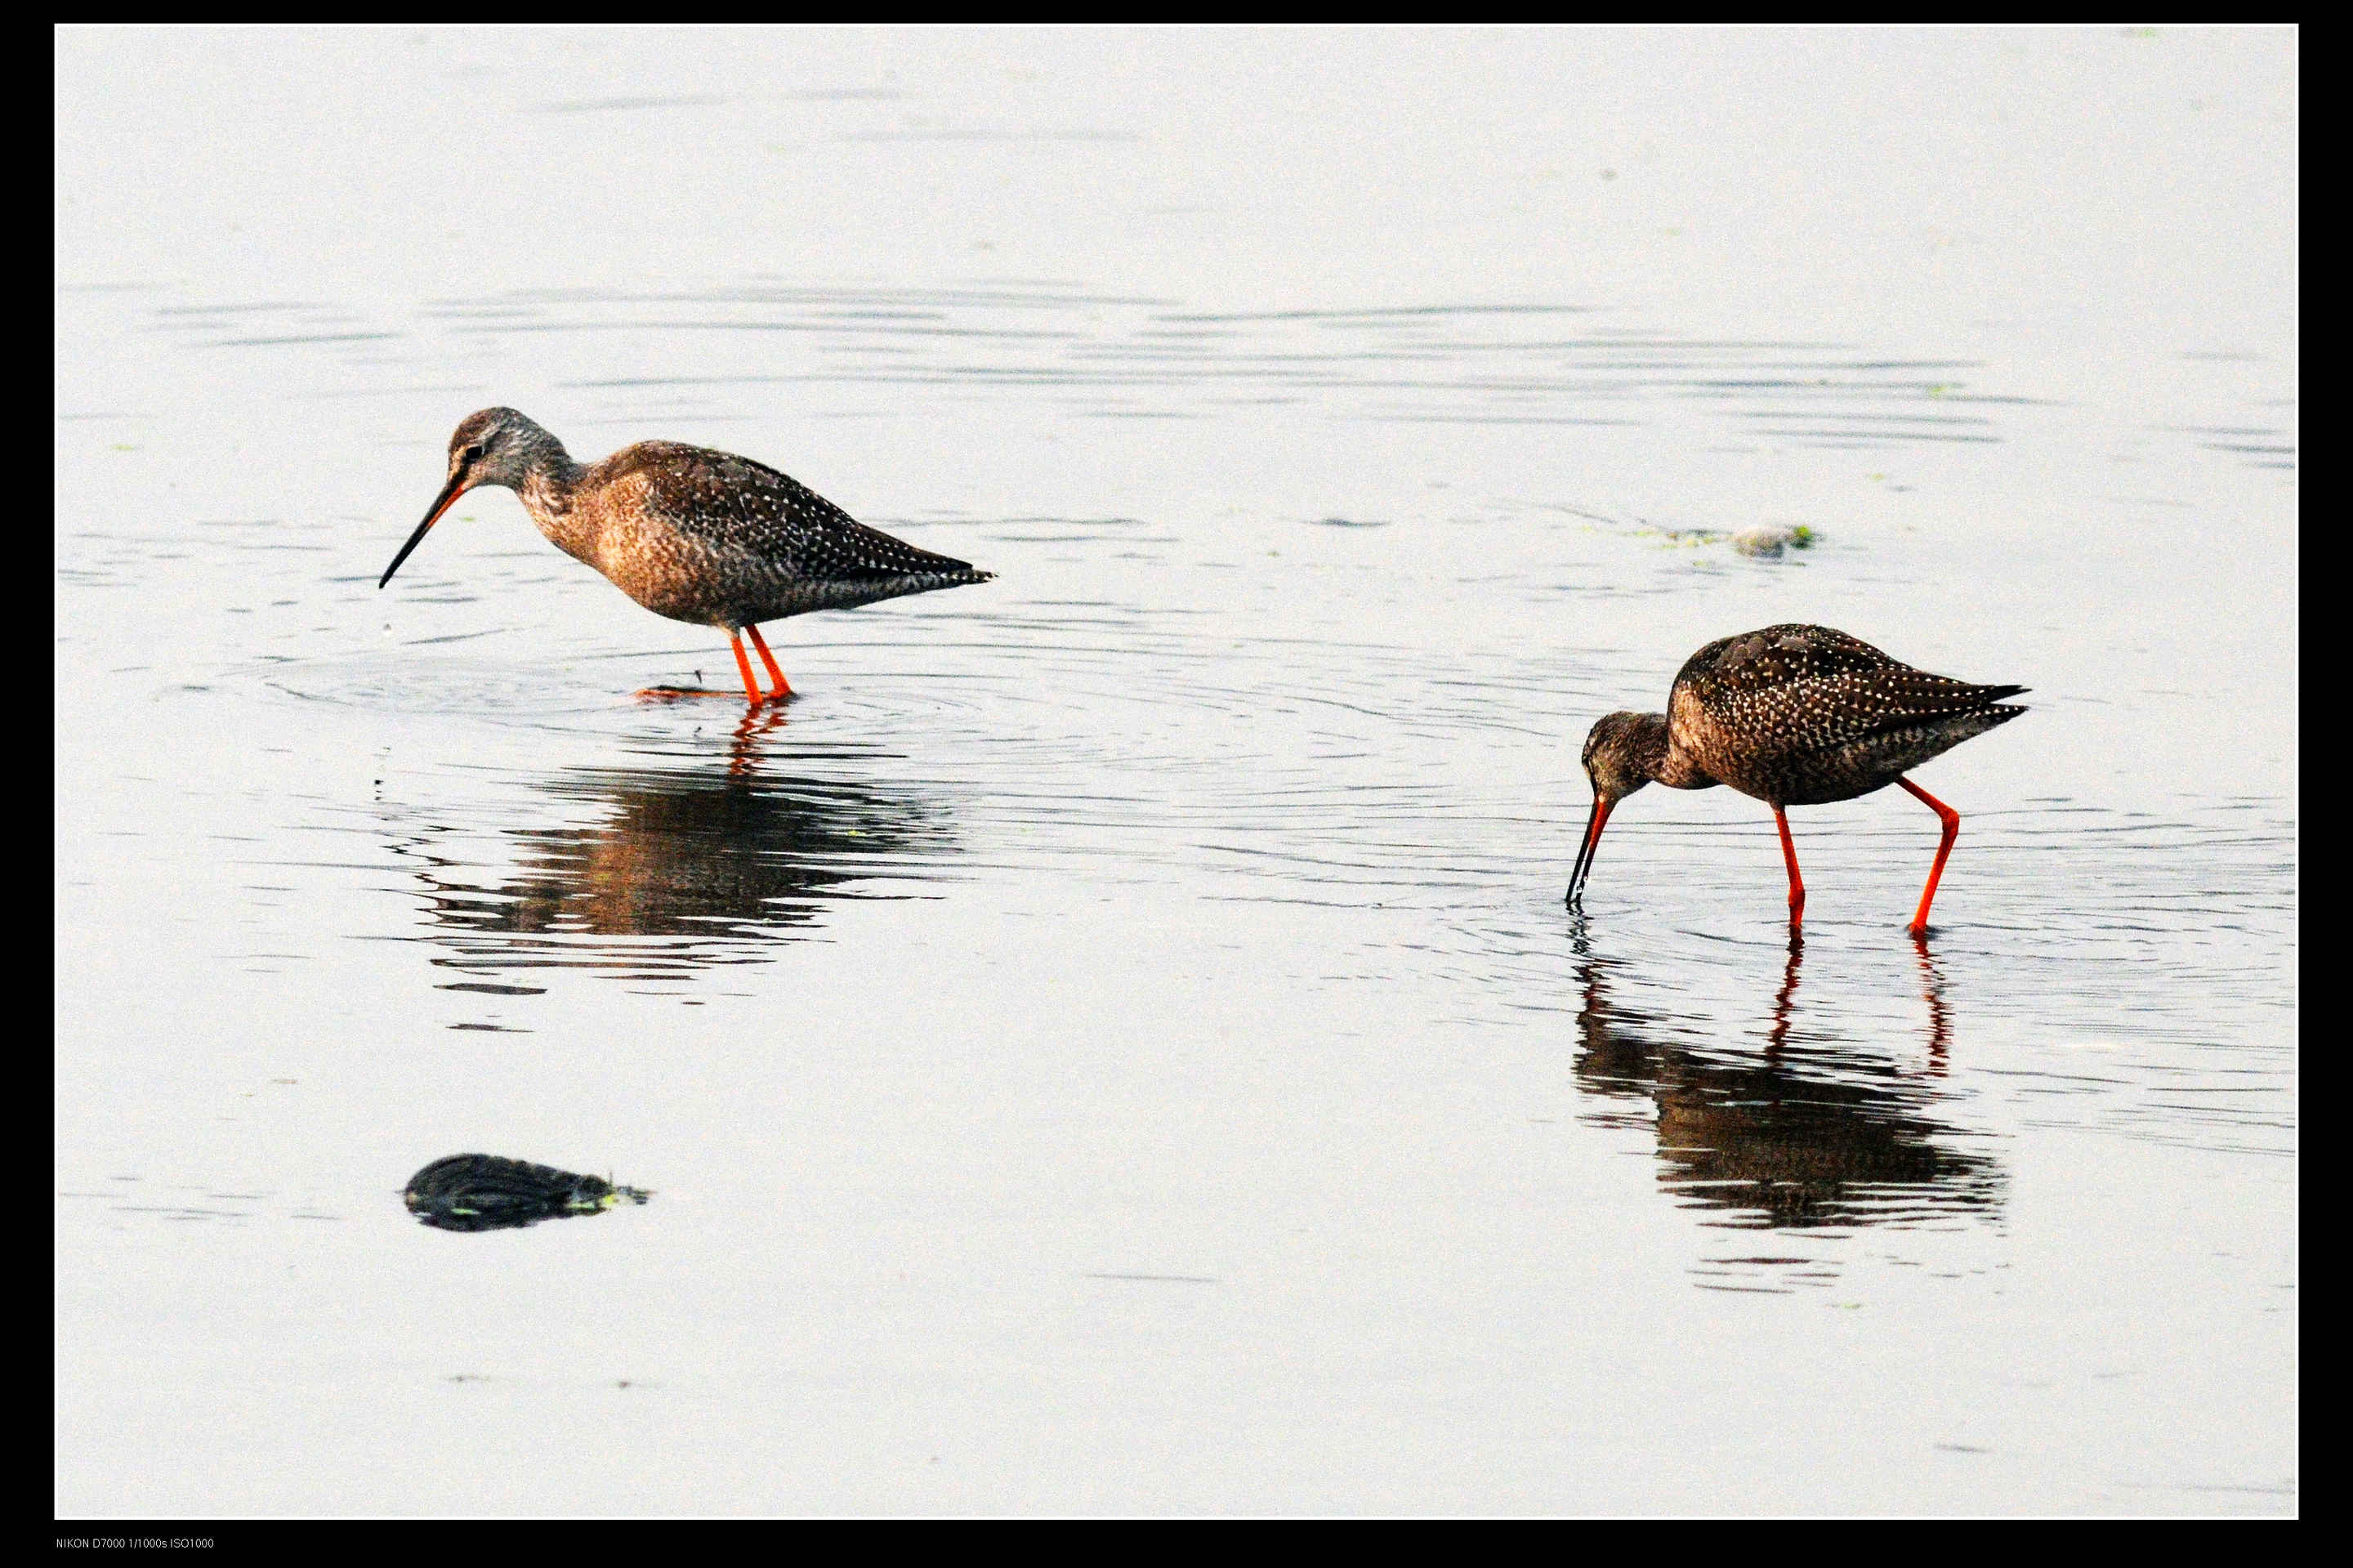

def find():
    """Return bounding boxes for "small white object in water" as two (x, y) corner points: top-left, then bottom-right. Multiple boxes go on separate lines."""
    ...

(1730, 524), (1816, 558)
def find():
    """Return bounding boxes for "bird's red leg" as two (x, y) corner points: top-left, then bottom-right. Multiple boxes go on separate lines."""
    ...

(1775, 807), (1806, 925)
(729, 630), (766, 707)
(1899, 776), (1962, 936)
(744, 624), (793, 701)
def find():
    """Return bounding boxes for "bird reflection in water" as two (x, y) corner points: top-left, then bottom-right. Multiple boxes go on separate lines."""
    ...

(400, 713), (957, 976)
(1572, 927), (2001, 1231)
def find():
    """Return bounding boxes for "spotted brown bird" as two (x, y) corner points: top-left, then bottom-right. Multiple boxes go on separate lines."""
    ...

(380, 409), (993, 705)
(1568, 624), (2025, 933)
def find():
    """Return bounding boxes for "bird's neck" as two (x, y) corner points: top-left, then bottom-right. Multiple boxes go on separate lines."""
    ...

(511, 446), (596, 561)
(516, 453), (583, 514)
(1635, 712), (1717, 791)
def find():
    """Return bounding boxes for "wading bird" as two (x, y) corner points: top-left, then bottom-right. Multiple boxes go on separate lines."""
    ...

(380, 409), (993, 705)
(1567, 625), (2025, 933)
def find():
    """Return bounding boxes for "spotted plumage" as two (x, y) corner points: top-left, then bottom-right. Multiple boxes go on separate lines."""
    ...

(583, 440), (990, 627)
(380, 408), (993, 705)
(1568, 624), (2026, 932)
(1664, 624), (2025, 807)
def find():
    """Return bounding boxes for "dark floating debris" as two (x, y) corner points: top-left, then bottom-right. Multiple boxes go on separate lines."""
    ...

(403, 1154), (650, 1234)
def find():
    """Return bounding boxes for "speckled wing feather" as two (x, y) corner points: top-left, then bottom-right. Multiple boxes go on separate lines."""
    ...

(604, 442), (986, 582)
(1674, 624), (2025, 757)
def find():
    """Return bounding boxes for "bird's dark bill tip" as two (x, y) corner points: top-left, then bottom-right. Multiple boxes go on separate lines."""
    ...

(1566, 796), (1612, 910)
(382, 475), (470, 589)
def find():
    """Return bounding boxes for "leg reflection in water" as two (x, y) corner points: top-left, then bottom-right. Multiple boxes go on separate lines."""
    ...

(1569, 926), (2001, 1230)
(726, 702), (791, 778)
(389, 731), (958, 977)
(1912, 930), (1952, 1071)
(1766, 928), (1804, 1055)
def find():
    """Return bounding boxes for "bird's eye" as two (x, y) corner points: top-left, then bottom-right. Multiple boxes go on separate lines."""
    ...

(461, 444), (484, 463)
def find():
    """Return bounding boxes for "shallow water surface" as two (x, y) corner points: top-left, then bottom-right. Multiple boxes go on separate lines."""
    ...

(57, 26), (2294, 1515)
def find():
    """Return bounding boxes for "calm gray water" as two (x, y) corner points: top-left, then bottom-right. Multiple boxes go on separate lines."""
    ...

(56, 26), (2295, 1515)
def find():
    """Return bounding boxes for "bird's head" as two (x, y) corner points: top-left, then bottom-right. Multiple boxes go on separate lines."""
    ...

(380, 409), (561, 589)
(1567, 711), (1668, 910)
(1580, 711), (1665, 806)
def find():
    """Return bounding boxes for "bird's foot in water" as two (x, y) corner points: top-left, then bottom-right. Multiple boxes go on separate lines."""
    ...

(635, 686), (752, 704)
(634, 685), (797, 708)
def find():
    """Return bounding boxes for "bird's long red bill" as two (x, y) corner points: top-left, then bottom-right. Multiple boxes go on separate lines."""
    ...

(1565, 796), (1614, 909)
(379, 474), (471, 589)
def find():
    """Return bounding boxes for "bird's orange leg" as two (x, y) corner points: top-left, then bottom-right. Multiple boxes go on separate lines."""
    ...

(744, 624), (793, 701)
(1775, 807), (1806, 925)
(729, 630), (766, 707)
(1898, 776), (1962, 936)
